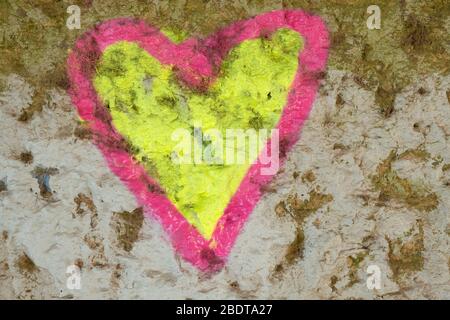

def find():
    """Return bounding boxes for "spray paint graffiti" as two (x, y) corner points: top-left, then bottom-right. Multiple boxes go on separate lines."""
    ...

(67, 10), (329, 271)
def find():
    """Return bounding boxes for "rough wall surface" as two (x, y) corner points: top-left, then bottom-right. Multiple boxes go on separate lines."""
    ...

(0, 0), (449, 299)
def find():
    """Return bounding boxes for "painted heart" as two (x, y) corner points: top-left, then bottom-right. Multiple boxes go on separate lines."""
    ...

(67, 10), (328, 271)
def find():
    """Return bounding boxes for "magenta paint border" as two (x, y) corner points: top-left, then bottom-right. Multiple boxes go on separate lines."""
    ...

(67, 10), (329, 272)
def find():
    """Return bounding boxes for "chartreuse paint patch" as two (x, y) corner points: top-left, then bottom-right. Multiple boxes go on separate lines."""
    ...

(94, 28), (302, 239)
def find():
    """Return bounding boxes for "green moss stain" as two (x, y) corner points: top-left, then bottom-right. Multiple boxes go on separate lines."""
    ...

(329, 275), (339, 293)
(274, 190), (333, 272)
(397, 148), (430, 162)
(161, 28), (189, 44)
(94, 29), (302, 239)
(1, 0), (448, 120)
(301, 170), (316, 183)
(386, 220), (425, 284)
(0, 179), (6, 193)
(18, 150), (33, 165)
(346, 251), (369, 287)
(371, 150), (438, 212)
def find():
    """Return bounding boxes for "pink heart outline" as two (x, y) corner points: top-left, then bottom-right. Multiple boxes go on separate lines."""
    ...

(67, 10), (329, 272)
